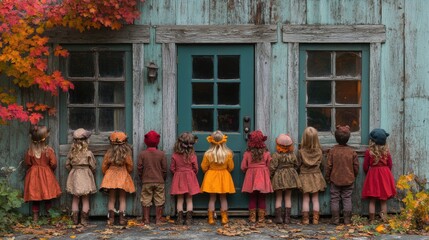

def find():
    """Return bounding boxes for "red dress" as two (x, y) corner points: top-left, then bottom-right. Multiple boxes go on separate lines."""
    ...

(241, 151), (273, 193)
(23, 147), (62, 202)
(361, 149), (396, 200)
(170, 153), (200, 195)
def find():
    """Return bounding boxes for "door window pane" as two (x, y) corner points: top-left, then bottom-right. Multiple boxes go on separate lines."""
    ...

(69, 81), (94, 104)
(192, 83), (213, 104)
(336, 108), (360, 132)
(307, 108), (331, 131)
(218, 56), (239, 79)
(192, 56), (213, 79)
(99, 52), (124, 78)
(68, 52), (94, 77)
(218, 109), (239, 132)
(307, 51), (331, 77)
(99, 108), (125, 131)
(336, 52), (361, 77)
(336, 81), (361, 104)
(192, 109), (213, 131)
(99, 82), (125, 104)
(307, 81), (331, 104)
(69, 108), (95, 130)
(218, 83), (239, 105)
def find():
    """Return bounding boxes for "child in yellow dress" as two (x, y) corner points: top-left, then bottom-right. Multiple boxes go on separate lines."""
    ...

(200, 130), (235, 225)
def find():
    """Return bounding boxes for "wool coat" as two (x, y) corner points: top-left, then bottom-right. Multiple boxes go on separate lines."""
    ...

(66, 150), (97, 196)
(325, 145), (359, 186)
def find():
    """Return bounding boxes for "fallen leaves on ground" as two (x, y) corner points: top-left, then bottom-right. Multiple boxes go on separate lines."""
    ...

(216, 220), (261, 237)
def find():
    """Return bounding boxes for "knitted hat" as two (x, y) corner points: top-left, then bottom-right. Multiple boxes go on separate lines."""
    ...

(335, 125), (351, 145)
(73, 128), (92, 140)
(144, 130), (160, 148)
(276, 134), (293, 146)
(248, 130), (267, 148)
(369, 128), (389, 145)
(109, 131), (128, 145)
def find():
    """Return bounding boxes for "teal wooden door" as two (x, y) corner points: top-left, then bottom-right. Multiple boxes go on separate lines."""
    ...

(178, 45), (254, 210)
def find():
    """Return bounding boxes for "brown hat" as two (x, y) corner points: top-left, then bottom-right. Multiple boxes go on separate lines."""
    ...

(335, 125), (351, 145)
(73, 128), (92, 140)
(109, 131), (128, 144)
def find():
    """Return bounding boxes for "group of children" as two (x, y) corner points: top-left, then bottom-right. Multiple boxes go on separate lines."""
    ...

(23, 124), (396, 227)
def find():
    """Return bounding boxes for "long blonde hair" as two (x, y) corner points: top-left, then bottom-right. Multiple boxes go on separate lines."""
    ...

(369, 140), (389, 165)
(68, 138), (89, 163)
(300, 127), (321, 150)
(106, 142), (132, 166)
(205, 130), (232, 164)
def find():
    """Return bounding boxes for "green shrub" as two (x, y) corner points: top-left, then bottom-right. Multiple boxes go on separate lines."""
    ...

(0, 166), (24, 234)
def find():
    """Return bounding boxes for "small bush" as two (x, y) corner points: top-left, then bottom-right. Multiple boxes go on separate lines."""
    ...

(0, 166), (24, 234)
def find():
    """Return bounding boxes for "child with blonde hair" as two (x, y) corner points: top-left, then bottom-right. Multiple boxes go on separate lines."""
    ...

(24, 125), (62, 223)
(361, 128), (396, 223)
(241, 130), (273, 223)
(66, 128), (97, 225)
(200, 130), (235, 225)
(298, 127), (326, 225)
(270, 134), (301, 224)
(170, 132), (200, 225)
(100, 131), (135, 226)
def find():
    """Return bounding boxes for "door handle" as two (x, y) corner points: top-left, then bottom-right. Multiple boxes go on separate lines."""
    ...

(243, 116), (251, 140)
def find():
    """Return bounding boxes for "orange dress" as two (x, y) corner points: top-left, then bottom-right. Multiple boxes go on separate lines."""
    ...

(23, 147), (62, 202)
(100, 154), (136, 193)
(200, 152), (236, 194)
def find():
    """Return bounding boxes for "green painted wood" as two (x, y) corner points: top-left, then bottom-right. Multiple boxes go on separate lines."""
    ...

(176, 0), (210, 25)
(138, 0), (177, 25)
(177, 45), (254, 209)
(209, 0), (228, 24)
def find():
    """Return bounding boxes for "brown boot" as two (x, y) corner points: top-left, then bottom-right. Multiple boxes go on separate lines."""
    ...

(184, 211), (193, 225)
(155, 206), (164, 225)
(330, 211), (340, 225)
(80, 211), (89, 226)
(274, 207), (283, 224)
(175, 211), (184, 225)
(32, 211), (39, 223)
(379, 211), (387, 223)
(313, 211), (320, 225)
(71, 211), (79, 225)
(207, 210), (215, 225)
(220, 210), (229, 225)
(302, 211), (309, 225)
(248, 209), (257, 223)
(284, 208), (291, 224)
(343, 211), (352, 225)
(142, 206), (150, 224)
(118, 211), (127, 226)
(107, 210), (115, 225)
(257, 209), (266, 223)
(369, 213), (375, 224)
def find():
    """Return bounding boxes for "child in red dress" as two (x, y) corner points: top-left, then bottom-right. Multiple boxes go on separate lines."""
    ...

(170, 132), (200, 225)
(241, 130), (273, 223)
(361, 128), (396, 223)
(24, 125), (62, 223)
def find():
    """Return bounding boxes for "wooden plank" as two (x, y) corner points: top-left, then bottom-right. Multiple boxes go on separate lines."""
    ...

(137, 0), (176, 25)
(162, 43), (177, 215)
(156, 25), (277, 43)
(46, 25), (150, 44)
(255, 42), (271, 139)
(226, 0), (252, 24)
(282, 25), (386, 43)
(289, 0), (307, 24)
(209, 0), (228, 24)
(369, 43), (381, 130)
(176, 0), (210, 25)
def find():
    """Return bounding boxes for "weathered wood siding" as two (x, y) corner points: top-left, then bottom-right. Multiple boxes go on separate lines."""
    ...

(2, 0), (429, 217)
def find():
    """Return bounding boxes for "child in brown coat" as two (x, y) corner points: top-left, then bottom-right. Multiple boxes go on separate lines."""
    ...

(325, 125), (359, 225)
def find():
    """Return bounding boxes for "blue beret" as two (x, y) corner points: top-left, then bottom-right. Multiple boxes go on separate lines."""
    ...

(369, 128), (389, 145)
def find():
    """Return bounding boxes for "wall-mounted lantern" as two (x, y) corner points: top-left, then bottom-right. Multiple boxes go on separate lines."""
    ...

(146, 62), (159, 83)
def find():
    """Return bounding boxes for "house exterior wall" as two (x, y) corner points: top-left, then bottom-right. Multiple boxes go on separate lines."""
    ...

(1, 0), (428, 216)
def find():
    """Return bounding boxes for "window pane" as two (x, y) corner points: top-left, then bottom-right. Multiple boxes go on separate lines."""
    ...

(307, 81), (331, 104)
(99, 108), (125, 131)
(307, 51), (331, 77)
(218, 109), (239, 132)
(99, 52), (124, 77)
(218, 56), (239, 79)
(99, 82), (125, 104)
(69, 81), (94, 104)
(68, 52), (94, 77)
(192, 83), (213, 104)
(336, 81), (361, 104)
(218, 83), (239, 105)
(69, 108), (95, 130)
(307, 107), (331, 131)
(192, 109), (213, 131)
(336, 108), (360, 132)
(192, 56), (213, 79)
(336, 52), (361, 77)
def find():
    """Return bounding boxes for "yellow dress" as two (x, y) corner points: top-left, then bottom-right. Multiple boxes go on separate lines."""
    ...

(200, 152), (236, 194)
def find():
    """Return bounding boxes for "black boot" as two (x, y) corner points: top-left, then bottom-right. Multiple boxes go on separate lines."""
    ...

(184, 211), (193, 225)
(175, 211), (184, 225)
(274, 207), (283, 224)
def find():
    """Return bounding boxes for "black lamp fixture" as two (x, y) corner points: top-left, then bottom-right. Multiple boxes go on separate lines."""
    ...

(146, 62), (158, 83)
